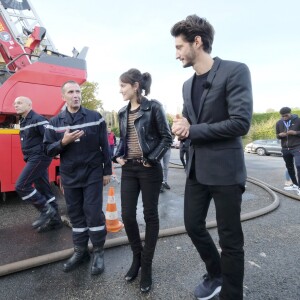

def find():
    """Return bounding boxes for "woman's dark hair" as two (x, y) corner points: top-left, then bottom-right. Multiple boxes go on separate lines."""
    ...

(120, 68), (152, 100)
(170, 14), (215, 54)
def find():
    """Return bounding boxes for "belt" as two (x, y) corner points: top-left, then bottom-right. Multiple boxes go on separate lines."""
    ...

(125, 158), (144, 164)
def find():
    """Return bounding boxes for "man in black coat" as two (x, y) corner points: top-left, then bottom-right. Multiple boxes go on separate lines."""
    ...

(171, 15), (253, 300)
(276, 106), (300, 194)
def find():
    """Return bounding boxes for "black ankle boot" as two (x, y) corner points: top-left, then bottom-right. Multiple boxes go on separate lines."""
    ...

(91, 247), (105, 275)
(125, 253), (141, 282)
(140, 264), (152, 293)
(37, 212), (63, 233)
(63, 246), (90, 272)
(32, 203), (56, 229)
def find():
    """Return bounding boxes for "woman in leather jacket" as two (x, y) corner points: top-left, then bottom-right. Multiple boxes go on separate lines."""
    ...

(113, 68), (172, 293)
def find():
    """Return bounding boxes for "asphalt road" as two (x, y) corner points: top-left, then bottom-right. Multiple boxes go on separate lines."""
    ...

(0, 150), (299, 300)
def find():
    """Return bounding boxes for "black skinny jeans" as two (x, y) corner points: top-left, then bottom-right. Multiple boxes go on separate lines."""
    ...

(121, 161), (162, 265)
(184, 170), (245, 300)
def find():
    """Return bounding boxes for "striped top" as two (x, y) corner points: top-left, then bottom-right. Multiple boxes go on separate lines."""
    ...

(127, 107), (143, 159)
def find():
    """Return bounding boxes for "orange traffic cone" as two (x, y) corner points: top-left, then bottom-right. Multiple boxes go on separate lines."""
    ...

(105, 186), (124, 232)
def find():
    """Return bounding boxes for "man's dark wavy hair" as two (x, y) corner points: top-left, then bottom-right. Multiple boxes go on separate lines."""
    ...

(170, 14), (215, 54)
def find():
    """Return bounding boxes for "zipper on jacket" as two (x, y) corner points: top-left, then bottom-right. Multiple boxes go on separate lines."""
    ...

(142, 126), (151, 151)
(154, 146), (168, 161)
(133, 114), (144, 155)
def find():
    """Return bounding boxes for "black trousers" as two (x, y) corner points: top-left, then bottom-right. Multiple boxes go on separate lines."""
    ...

(15, 158), (56, 209)
(121, 162), (162, 264)
(34, 168), (58, 211)
(282, 147), (300, 186)
(180, 146), (189, 168)
(64, 181), (107, 248)
(184, 171), (244, 300)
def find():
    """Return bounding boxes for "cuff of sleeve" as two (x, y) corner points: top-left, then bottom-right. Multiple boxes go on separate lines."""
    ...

(104, 170), (112, 176)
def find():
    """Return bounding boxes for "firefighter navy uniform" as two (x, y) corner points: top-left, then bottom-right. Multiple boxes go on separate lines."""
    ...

(15, 110), (59, 230)
(43, 106), (112, 249)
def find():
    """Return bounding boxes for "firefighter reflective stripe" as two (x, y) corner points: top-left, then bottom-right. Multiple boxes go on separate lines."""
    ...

(21, 189), (37, 200)
(46, 197), (55, 203)
(72, 227), (88, 233)
(19, 120), (49, 131)
(89, 225), (105, 231)
(46, 118), (105, 132)
(106, 211), (118, 220)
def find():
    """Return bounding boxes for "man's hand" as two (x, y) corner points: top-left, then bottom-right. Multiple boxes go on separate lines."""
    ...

(278, 132), (287, 137)
(143, 162), (152, 167)
(61, 128), (84, 146)
(287, 130), (297, 135)
(172, 115), (190, 139)
(103, 175), (111, 186)
(116, 157), (126, 166)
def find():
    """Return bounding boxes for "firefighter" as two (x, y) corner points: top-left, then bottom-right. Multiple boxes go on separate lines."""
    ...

(13, 96), (62, 232)
(43, 80), (112, 275)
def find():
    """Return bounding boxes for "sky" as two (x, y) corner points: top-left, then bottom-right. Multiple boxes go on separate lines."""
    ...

(31, 0), (300, 114)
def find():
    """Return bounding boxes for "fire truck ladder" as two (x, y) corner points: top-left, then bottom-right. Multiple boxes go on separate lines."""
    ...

(0, 0), (56, 53)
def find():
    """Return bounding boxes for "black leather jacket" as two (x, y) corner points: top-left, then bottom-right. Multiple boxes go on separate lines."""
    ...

(113, 97), (172, 165)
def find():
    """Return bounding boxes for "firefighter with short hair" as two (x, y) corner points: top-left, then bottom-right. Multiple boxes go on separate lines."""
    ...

(44, 80), (112, 275)
(13, 96), (62, 232)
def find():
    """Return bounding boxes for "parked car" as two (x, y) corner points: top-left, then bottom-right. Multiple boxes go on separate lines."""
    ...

(244, 139), (282, 156)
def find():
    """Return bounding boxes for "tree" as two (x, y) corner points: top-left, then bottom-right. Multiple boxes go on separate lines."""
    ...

(166, 113), (174, 126)
(102, 110), (118, 128)
(81, 81), (103, 111)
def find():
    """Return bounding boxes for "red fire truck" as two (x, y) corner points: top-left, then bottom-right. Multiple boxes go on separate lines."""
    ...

(0, 0), (88, 200)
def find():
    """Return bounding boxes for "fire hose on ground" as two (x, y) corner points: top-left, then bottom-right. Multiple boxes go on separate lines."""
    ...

(0, 162), (298, 277)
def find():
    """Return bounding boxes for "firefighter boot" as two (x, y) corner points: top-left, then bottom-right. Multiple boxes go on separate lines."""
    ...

(32, 203), (56, 229)
(37, 211), (63, 233)
(63, 245), (90, 272)
(91, 247), (105, 275)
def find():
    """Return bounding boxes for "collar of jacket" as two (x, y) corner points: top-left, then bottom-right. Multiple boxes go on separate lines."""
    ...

(285, 114), (299, 122)
(119, 96), (151, 116)
(184, 56), (221, 124)
(58, 106), (87, 124)
(199, 56), (221, 87)
(21, 109), (34, 123)
(58, 106), (87, 118)
(25, 109), (34, 119)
